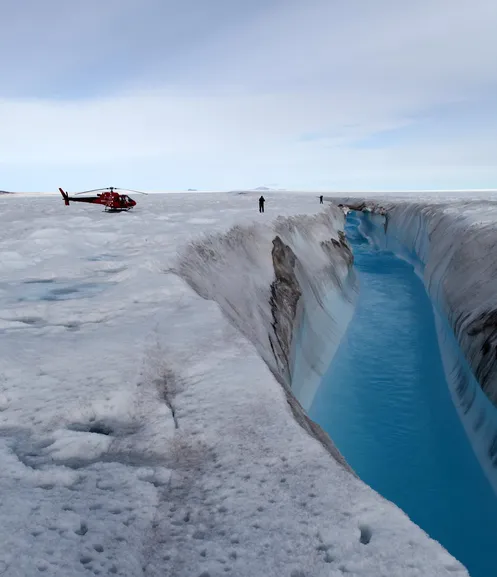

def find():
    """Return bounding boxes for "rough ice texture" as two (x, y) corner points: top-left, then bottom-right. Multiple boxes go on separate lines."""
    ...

(269, 235), (302, 381)
(0, 193), (468, 576)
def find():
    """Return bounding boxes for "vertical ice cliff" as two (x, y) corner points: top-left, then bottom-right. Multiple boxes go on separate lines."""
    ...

(268, 236), (302, 383)
(332, 197), (497, 491)
(178, 208), (357, 467)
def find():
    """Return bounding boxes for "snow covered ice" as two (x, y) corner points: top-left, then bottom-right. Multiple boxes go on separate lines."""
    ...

(0, 192), (468, 576)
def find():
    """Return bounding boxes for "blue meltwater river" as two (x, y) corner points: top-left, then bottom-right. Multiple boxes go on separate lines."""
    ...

(309, 212), (497, 577)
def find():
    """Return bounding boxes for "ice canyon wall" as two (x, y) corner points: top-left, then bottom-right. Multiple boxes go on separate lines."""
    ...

(332, 197), (497, 490)
(178, 208), (357, 470)
(176, 201), (474, 574)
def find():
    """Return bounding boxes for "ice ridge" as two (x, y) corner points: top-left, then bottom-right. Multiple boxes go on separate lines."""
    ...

(178, 208), (356, 468)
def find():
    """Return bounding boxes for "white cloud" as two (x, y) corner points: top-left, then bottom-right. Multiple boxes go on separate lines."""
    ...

(0, 0), (496, 190)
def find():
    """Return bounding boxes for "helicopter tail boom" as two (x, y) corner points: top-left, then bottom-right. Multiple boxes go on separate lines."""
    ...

(59, 188), (70, 206)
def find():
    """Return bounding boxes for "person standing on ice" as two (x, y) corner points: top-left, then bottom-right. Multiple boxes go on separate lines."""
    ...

(319, 195), (324, 204)
(259, 195), (265, 213)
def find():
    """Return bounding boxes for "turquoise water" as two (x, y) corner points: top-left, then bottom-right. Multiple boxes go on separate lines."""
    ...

(309, 213), (497, 577)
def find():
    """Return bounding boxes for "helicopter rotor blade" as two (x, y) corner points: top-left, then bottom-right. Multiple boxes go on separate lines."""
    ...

(114, 187), (148, 196)
(73, 187), (109, 196)
(71, 186), (148, 196)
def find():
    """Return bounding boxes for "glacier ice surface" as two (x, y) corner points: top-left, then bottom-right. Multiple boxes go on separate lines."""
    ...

(0, 192), (469, 576)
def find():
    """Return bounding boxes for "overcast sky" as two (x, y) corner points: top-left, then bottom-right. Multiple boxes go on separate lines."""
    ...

(1, 0), (496, 192)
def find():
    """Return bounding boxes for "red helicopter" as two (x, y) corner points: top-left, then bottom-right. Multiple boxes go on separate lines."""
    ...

(59, 186), (147, 212)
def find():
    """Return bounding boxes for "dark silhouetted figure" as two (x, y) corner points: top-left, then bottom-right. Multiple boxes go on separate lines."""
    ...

(319, 195), (323, 204)
(259, 196), (265, 213)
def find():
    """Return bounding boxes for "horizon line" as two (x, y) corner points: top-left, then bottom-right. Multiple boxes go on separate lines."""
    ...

(3, 188), (497, 196)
